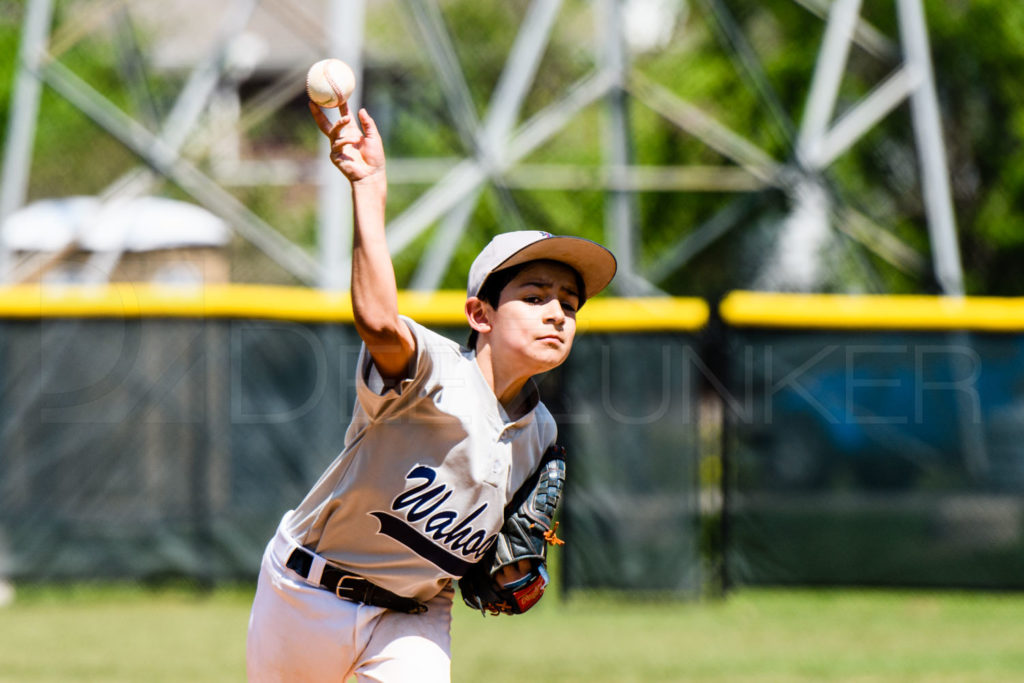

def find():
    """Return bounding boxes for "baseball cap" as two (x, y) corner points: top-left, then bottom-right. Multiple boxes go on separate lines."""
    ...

(467, 231), (617, 301)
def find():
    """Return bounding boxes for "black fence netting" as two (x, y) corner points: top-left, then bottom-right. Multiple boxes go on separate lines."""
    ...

(12, 309), (1024, 593)
(0, 318), (362, 582)
(550, 333), (703, 595)
(0, 318), (704, 595)
(723, 329), (1024, 589)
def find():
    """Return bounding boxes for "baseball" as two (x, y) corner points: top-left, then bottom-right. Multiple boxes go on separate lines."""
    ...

(306, 58), (356, 108)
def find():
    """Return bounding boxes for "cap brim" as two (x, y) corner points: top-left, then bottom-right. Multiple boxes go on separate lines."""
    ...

(490, 236), (617, 300)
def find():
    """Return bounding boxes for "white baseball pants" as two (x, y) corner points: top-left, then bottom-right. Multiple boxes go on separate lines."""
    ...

(246, 515), (453, 683)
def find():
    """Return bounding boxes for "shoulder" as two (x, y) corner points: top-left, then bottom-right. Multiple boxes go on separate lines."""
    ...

(357, 317), (467, 407)
(401, 316), (463, 357)
(400, 316), (470, 376)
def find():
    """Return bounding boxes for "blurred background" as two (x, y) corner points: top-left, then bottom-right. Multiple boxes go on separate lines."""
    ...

(8, 0), (1024, 296)
(2, 0), (1024, 605)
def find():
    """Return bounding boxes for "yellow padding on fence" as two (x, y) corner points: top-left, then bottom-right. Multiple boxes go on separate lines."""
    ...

(721, 291), (1024, 331)
(0, 283), (354, 321)
(576, 296), (709, 332)
(0, 283), (709, 332)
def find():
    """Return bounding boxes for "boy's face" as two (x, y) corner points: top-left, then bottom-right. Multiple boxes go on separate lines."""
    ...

(487, 261), (581, 375)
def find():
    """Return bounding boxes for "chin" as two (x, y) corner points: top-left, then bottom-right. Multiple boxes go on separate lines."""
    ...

(533, 350), (570, 373)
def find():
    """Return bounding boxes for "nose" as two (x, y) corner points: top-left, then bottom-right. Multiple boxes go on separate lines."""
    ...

(543, 298), (565, 325)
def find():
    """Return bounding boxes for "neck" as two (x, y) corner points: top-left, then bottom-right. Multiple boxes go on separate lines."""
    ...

(473, 344), (531, 415)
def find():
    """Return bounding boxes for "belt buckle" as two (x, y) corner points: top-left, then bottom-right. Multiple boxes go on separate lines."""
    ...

(334, 575), (363, 601)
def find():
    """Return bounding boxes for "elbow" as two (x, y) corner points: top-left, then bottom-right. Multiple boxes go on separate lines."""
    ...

(354, 312), (404, 346)
(354, 313), (415, 378)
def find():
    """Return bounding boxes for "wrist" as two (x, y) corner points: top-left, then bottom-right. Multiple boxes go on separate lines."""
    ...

(351, 169), (387, 192)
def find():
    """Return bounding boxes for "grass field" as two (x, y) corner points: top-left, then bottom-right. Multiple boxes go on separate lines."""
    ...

(3, 583), (1024, 682)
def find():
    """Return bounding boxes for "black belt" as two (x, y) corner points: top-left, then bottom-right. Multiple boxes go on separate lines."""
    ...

(285, 546), (427, 615)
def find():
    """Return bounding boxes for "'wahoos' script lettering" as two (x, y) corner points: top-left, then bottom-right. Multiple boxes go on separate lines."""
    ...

(370, 465), (497, 577)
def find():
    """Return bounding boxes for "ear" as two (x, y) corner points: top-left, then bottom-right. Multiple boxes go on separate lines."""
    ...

(465, 297), (493, 335)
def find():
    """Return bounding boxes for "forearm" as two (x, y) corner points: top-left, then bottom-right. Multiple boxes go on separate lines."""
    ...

(349, 173), (414, 374)
(350, 174), (392, 327)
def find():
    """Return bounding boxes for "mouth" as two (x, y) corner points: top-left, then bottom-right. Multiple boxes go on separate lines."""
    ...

(537, 335), (564, 344)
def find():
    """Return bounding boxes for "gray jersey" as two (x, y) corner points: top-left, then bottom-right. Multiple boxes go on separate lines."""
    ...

(285, 317), (557, 602)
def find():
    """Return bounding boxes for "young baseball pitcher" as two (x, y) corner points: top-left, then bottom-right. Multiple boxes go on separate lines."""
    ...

(245, 98), (616, 682)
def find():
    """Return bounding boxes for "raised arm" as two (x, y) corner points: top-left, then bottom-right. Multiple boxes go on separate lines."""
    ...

(309, 101), (415, 379)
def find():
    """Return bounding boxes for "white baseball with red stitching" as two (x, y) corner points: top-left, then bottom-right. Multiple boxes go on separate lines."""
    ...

(306, 59), (356, 108)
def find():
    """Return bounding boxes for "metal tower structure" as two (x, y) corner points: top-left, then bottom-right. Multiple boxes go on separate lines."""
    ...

(1, 0), (964, 295)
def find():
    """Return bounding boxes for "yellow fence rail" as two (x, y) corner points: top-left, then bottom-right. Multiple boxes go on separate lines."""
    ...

(7, 285), (1024, 332)
(720, 291), (1024, 331)
(0, 284), (710, 332)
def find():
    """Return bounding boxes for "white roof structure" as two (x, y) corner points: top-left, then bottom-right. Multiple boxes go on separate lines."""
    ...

(2, 196), (230, 253)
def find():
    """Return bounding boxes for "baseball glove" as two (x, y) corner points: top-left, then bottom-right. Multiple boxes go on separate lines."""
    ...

(459, 444), (566, 616)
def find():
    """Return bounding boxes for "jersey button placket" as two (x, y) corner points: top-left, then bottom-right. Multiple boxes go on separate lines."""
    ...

(487, 428), (512, 487)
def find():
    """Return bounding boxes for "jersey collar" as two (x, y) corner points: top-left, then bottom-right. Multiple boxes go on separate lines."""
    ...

(462, 346), (541, 427)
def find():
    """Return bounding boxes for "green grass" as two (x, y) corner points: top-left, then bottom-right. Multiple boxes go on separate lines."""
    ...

(3, 584), (1024, 682)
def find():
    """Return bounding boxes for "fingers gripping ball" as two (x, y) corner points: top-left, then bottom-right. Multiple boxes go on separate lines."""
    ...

(306, 58), (356, 108)
(460, 445), (566, 616)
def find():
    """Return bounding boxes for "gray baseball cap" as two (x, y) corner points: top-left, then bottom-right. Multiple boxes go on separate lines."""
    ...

(466, 230), (617, 301)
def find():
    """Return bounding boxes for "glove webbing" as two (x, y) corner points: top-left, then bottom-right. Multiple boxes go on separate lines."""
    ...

(523, 449), (565, 547)
(503, 443), (565, 518)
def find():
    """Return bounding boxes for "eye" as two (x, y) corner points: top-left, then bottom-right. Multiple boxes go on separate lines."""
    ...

(560, 300), (578, 313)
(523, 295), (543, 304)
